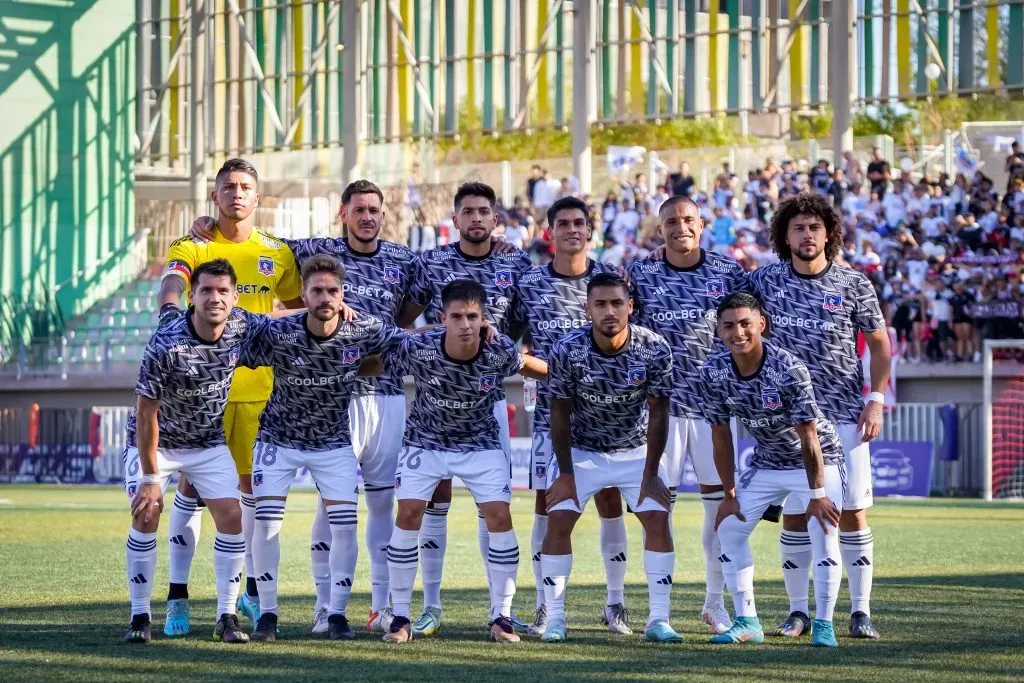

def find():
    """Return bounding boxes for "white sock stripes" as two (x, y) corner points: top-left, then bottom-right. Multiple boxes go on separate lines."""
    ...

(419, 503), (449, 610)
(326, 503), (358, 616)
(600, 515), (628, 606)
(240, 493), (256, 595)
(126, 528), (157, 618)
(780, 530), (811, 617)
(540, 553), (573, 622)
(310, 502), (331, 611)
(387, 527), (419, 619)
(644, 550), (675, 626)
(167, 493), (201, 585)
(363, 486), (395, 612)
(213, 532), (245, 617)
(700, 492), (726, 608)
(810, 519), (843, 622)
(839, 527), (874, 617)
(487, 529), (519, 620)
(252, 500), (285, 615)
(531, 514), (548, 610)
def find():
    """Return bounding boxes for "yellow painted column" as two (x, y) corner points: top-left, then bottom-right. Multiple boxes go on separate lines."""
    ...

(398, 0), (411, 135)
(630, 0), (644, 115)
(987, 2), (1002, 86)
(214, 0), (227, 161)
(709, 0), (720, 113)
(896, 0), (911, 96)
(467, 0), (477, 125)
(292, 0), (304, 148)
(169, 0), (181, 164)
(538, 0), (550, 124)
(788, 0), (804, 108)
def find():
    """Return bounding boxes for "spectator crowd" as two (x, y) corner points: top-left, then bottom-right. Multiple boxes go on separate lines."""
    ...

(405, 149), (1024, 364)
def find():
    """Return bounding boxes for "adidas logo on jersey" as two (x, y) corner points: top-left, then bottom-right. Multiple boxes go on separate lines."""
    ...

(428, 376), (442, 386)
(581, 375), (596, 384)
(291, 357), (306, 366)
(186, 364), (198, 377)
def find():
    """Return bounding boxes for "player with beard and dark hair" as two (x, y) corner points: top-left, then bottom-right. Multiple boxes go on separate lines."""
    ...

(750, 193), (891, 640)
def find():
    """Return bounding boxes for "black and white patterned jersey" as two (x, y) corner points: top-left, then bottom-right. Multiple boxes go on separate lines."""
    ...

(408, 243), (532, 335)
(515, 260), (618, 432)
(548, 324), (673, 452)
(628, 250), (749, 419)
(242, 313), (402, 450)
(284, 237), (416, 396)
(699, 343), (844, 470)
(748, 261), (885, 424)
(384, 329), (524, 453)
(127, 309), (269, 449)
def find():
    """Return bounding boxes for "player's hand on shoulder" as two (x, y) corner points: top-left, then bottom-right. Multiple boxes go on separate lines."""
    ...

(638, 473), (671, 510)
(339, 302), (358, 323)
(479, 318), (498, 343)
(189, 216), (217, 241)
(545, 472), (579, 512)
(805, 497), (840, 532)
(158, 303), (184, 327)
(648, 244), (667, 261)
(490, 235), (516, 254)
(714, 494), (745, 531)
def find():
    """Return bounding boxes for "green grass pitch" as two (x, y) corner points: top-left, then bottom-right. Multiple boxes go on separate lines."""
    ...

(1, 486), (1023, 682)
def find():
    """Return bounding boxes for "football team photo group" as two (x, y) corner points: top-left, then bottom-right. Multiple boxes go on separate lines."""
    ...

(120, 157), (889, 652)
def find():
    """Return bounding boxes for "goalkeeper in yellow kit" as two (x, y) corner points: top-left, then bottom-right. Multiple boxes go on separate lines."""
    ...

(157, 158), (303, 636)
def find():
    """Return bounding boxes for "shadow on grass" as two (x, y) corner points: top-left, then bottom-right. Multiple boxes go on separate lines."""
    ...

(2, 576), (1024, 682)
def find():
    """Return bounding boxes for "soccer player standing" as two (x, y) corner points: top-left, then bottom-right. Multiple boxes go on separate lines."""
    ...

(628, 195), (749, 634)
(540, 273), (682, 644)
(158, 159), (303, 636)
(398, 182), (533, 636)
(515, 196), (631, 636)
(241, 255), (402, 642)
(701, 292), (844, 648)
(123, 259), (269, 644)
(375, 280), (547, 643)
(749, 193), (891, 639)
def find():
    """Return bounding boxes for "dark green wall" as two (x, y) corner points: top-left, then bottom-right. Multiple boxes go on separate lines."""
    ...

(0, 0), (136, 352)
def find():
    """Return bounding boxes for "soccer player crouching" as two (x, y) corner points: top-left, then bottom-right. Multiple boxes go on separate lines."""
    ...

(540, 273), (682, 644)
(240, 255), (402, 642)
(123, 259), (269, 643)
(700, 293), (844, 647)
(369, 279), (547, 644)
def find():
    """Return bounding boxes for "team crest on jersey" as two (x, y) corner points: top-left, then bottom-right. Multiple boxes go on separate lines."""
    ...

(394, 474), (401, 489)
(706, 279), (726, 298)
(495, 270), (513, 288)
(253, 471), (264, 486)
(227, 350), (239, 367)
(479, 374), (498, 392)
(258, 256), (275, 276)
(627, 366), (646, 386)
(127, 483), (138, 497)
(535, 464), (547, 480)
(822, 293), (843, 312)
(383, 265), (402, 283)
(342, 346), (361, 364)
(761, 390), (782, 410)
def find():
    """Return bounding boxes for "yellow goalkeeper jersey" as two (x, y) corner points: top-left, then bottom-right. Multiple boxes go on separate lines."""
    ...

(162, 228), (302, 403)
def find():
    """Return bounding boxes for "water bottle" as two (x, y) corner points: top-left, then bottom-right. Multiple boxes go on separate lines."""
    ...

(523, 377), (537, 413)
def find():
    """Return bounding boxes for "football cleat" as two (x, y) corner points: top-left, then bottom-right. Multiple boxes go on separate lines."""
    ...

(709, 616), (765, 644)
(771, 610), (810, 638)
(328, 614), (356, 640)
(811, 619), (839, 647)
(701, 603), (733, 635)
(212, 613), (250, 643)
(384, 616), (412, 644)
(601, 603), (633, 635)
(250, 613), (278, 642)
(163, 598), (191, 637)
(507, 612), (530, 632)
(644, 620), (684, 643)
(367, 607), (394, 633)
(540, 617), (567, 643)
(411, 606), (442, 637)
(312, 607), (329, 635)
(489, 615), (521, 643)
(124, 614), (152, 644)
(236, 592), (261, 627)
(527, 605), (548, 635)
(849, 611), (881, 639)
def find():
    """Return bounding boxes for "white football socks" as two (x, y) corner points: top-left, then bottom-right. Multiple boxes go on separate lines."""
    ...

(310, 502), (331, 611)
(364, 487), (395, 612)
(531, 514), (548, 610)
(700, 492), (726, 610)
(126, 528), (157, 618)
(487, 529), (520, 620)
(326, 503), (358, 616)
(252, 500), (285, 614)
(644, 549), (675, 625)
(600, 515), (628, 606)
(213, 532), (245, 617)
(810, 518), (842, 622)
(419, 503), (449, 610)
(540, 553), (573, 622)
(387, 527), (419, 619)
(167, 492), (201, 586)
(240, 493), (257, 596)
(840, 527), (874, 616)
(780, 530), (812, 616)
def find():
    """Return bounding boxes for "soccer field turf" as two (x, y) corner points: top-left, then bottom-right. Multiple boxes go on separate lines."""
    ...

(1, 486), (1022, 682)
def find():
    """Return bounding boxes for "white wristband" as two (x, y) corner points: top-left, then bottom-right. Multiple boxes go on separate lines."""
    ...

(140, 473), (161, 485)
(809, 487), (827, 500)
(866, 391), (885, 406)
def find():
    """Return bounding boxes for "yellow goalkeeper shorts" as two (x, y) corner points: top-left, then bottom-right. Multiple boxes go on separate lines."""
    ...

(223, 401), (266, 475)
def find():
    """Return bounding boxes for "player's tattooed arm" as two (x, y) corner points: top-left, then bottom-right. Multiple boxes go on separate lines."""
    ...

(795, 422), (841, 532)
(638, 396), (672, 510)
(132, 396), (164, 524)
(546, 397), (579, 511)
(158, 276), (187, 325)
(710, 424), (745, 529)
